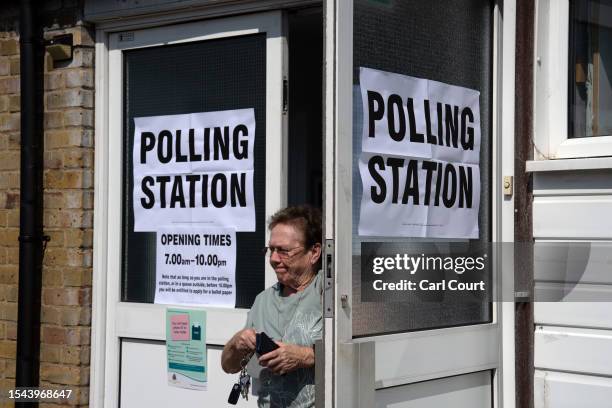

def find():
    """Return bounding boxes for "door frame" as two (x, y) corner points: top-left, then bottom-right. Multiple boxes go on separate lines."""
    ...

(92, 11), (288, 407)
(323, 0), (517, 407)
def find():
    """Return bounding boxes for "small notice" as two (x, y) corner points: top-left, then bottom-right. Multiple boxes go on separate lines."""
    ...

(133, 109), (256, 232)
(155, 227), (236, 308)
(358, 67), (481, 238)
(166, 308), (207, 390)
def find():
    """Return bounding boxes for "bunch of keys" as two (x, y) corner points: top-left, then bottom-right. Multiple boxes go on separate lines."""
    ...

(228, 355), (251, 405)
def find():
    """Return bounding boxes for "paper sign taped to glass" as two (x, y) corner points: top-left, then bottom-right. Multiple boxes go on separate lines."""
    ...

(358, 67), (481, 238)
(154, 227), (236, 308)
(132, 108), (256, 232)
(166, 309), (207, 390)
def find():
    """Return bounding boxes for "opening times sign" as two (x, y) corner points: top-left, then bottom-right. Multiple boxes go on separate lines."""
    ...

(155, 228), (236, 307)
(358, 67), (481, 238)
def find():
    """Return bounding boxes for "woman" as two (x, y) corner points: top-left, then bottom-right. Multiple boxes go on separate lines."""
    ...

(222, 205), (322, 408)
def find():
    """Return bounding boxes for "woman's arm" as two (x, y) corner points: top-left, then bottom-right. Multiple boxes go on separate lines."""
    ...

(221, 328), (256, 373)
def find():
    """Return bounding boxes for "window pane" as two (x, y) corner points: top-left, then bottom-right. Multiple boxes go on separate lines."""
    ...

(121, 34), (267, 307)
(569, 0), (612, 138)
(352, 0), (493, 337)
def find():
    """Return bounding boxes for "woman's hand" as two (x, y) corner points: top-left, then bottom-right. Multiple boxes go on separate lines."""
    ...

(221, 328), (256, 373)
(233, 328), (257, 353)
(258, 342), (314, 375)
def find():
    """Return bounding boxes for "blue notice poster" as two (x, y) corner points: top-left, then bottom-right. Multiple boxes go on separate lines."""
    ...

(166, 308), (207, 390)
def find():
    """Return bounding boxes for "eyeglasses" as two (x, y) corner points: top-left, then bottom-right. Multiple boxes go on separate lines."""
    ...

(262, 246), (304, 259)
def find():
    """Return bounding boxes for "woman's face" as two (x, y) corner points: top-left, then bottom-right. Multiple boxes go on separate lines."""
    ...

(268, 223), (319, 289)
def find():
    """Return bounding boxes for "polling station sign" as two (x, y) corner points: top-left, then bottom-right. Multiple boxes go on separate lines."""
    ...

(358, 67), (481, 238)
(133, 109), (256, 232)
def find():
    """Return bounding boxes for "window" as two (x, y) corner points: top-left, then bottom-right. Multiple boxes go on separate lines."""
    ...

(569, 0), (612, 138)
(535, 0), (612, 159)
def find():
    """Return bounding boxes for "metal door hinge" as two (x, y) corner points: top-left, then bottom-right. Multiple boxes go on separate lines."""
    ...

(323, 239), (334, 318)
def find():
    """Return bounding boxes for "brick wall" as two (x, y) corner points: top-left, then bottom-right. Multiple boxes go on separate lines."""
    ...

(0, 29), (23, 407)
(0, 1), (94, 406)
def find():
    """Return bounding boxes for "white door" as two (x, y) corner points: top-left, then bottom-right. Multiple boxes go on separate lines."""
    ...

(93, 12), (287, 407)
(323, 1), (517, 407)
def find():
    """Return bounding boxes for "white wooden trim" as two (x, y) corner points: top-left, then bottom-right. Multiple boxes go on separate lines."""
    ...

(535, 370), (612, 408)
(535, 302), (612, 329)
(535, 325), (612, 376)
(497, 0), (517, 406)
(333, 0), (355, 406)
(90, 29), (110, 408)
(533, 196), (612, 239)
(526, 157), (612, 172)
(556, 136), (612, 159)
(323, 0), (336, 406)
(104, 34), (124, 408)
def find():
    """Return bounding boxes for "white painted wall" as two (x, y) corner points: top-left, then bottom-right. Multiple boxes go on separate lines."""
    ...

(532, 169), (612, 408)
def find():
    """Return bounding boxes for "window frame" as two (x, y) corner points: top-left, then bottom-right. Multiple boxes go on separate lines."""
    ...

(535, 0), (612, 159)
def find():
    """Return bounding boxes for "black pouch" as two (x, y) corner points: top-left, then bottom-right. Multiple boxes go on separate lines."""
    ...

(255, 332), (279, 356)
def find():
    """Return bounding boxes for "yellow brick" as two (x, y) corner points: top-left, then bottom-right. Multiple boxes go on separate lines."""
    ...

(64, 229), (92, 248)
(44, 111), (63, 128)
(4, 286), (17, 302)
(5, 247), (18, 264)
(0, 302), (17, 321)
(44, 192), (64, 209)
(44, 170), (90, 189)
(42, 268), (62, 286)
(43, 249), (68, 268)
(0, 40), (18, 56)
(6, 210), (19, 228)
(7, 132), (19, 150)
(7, 95), (18, 112)
(44, 151), (63, 169)
(0, 77), (19, 94)
(40, 363), (83, 385)
(4, 193), (17, 209)
(0, 228), (17, 246)
(3, 358), (15, 378)
(63, 148), (93, 169)
(6, 322), (16, 340)
(43, 287), (86, 306)
(0, 266), (17, 284)
(0, 340), (15, 359)
(0, 151), (19, 171)
(70, 27), (95, 47)
(42, 306), (62, 325)
(0, 60), (9, 76)
(0, 114), (19, 132)
(9, 57), (19, 75)
(40, 344), (61, 363)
